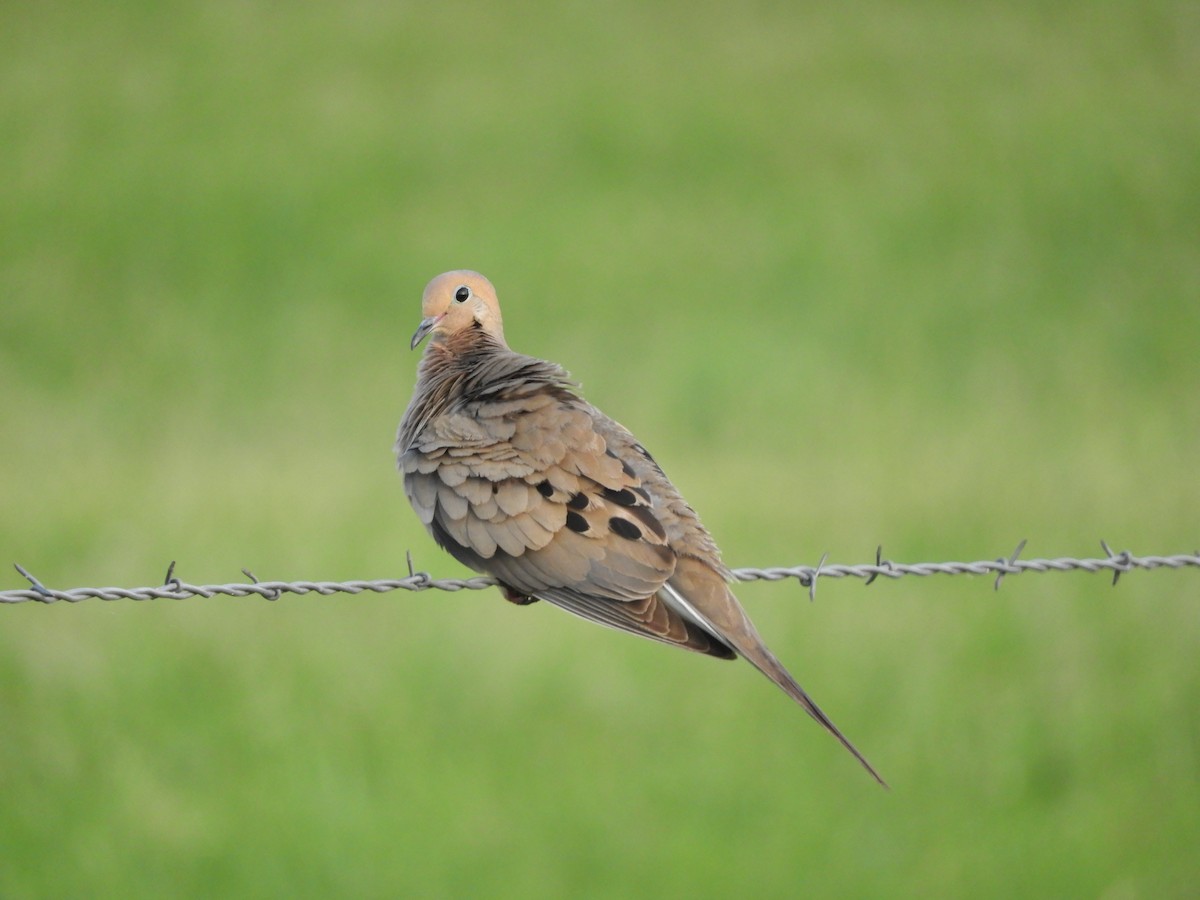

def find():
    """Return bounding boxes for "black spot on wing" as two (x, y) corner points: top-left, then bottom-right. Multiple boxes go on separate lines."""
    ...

(606, 447), (638, 478)
(566, 511), (590, 533)
(601, 487), (640, 507)
(608, 517), (642, 541)
(567, 492), (589, 511)
(536, 480), (554, 498)
(627, 504), (667, 541)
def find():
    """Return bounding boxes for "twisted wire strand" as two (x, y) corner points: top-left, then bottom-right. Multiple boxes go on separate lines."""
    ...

(4, 542), (1197, 605)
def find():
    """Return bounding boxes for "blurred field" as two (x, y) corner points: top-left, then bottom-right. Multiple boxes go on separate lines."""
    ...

(2, 1), (1198, 896)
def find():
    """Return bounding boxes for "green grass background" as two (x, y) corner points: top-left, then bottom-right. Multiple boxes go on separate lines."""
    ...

(2, 1), (1198, 896)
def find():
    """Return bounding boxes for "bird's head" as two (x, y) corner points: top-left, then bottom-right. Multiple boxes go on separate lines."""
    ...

(410, 270), (506, 350)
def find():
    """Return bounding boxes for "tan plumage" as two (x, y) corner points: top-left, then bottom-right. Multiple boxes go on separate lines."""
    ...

(396, 270), (885, 786)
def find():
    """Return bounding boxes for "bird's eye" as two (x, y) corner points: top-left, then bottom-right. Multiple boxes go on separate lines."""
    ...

(454, 286), (470, 303)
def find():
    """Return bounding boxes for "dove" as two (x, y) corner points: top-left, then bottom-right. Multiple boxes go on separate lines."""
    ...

(396, 270), (885, 786)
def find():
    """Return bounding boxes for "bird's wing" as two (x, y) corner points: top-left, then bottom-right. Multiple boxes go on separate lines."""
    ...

(400, 381), (734, 658)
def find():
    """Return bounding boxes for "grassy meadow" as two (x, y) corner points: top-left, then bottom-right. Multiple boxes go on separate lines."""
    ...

(2, 1), (1198, 896)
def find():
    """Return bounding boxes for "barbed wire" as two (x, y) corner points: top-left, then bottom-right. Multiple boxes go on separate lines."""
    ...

(3, 540), (1197, 606)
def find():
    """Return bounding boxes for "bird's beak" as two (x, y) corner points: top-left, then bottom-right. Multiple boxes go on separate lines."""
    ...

(410, 315), (440, 350)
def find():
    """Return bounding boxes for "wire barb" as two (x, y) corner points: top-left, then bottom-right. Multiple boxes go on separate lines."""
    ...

(2, 543), (1198, 605)
(863, 545), (886, 586)
(994, 539), (1028, 591)
(404, 550), (433, 590)
(13, 563), (54, 599)
(1100, 539), (1133, 586)
(807, 552), (829, 602)
(241, 568), (281, 601)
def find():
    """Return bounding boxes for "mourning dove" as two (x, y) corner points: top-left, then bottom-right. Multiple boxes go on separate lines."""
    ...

(396, 270), (885, 786)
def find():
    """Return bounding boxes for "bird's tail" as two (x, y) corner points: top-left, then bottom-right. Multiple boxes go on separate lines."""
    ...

(665, 556), (888, 788)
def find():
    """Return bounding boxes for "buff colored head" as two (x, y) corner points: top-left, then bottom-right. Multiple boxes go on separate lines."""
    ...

(410, 270), (506, 350)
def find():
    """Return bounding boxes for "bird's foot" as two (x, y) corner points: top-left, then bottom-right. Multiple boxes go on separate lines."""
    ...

(499, 585), (539, 606)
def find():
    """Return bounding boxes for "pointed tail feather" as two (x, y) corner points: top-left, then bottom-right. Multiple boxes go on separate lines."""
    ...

(737, 640), (888, 789)
(665, 557), (888, 788)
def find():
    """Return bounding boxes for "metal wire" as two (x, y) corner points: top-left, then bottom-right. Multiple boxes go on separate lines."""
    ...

(3, 541), (1197, 605)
